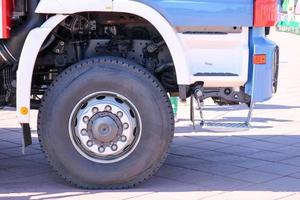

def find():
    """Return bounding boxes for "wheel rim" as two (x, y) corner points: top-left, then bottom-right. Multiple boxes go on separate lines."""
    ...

(68, 91), (142, 163)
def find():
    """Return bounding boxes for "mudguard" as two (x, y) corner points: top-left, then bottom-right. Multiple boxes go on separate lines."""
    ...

(17, 15), (68, 123)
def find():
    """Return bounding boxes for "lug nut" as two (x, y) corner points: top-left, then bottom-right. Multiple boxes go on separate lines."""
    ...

(105, 105), (112, 112)
(83, 116), (89, 123)
(123, 123), (129, 130)
(98, 146), (105, 153)
(92, 107), (99, 113)
(87, 140), (93, 147)
(121, 135), (127, 142)
(111, 144), (118, 151)
(81, 129), (88, 136)
(224, 88), (231, 95)
(117, 111), (123, 118)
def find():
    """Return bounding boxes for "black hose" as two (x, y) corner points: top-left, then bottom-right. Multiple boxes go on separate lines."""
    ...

(0, 0), (45, 68)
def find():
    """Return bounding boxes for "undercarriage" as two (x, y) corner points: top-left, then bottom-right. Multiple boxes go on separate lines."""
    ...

(1, 12), (179, 108)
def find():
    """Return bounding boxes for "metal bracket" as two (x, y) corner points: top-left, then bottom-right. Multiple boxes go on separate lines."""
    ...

(192, 84), (205, 127)
(21, 123), (32, 154)
(190, 95), (195, 129)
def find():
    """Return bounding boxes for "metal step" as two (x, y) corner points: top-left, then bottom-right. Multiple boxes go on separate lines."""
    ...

(191, 84), (254, 132)
(200, 122), (250, 132)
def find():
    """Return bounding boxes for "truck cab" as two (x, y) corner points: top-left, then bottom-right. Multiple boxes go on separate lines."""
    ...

(0, 0), (279, 188)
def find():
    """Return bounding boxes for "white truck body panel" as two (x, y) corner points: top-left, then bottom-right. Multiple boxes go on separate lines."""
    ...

(180, 28), (249, 87)
(36, 0), (113, 13)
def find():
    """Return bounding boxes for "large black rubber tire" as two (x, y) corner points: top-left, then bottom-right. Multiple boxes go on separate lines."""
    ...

(38, 57), (174, 189)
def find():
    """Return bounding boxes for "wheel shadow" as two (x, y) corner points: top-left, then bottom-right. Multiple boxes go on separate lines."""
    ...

(0, 126), (300, 199)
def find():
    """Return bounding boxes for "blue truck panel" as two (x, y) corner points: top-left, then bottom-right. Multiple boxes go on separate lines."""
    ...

(245, 28), (278, 102)
(136, 0), (254, 27)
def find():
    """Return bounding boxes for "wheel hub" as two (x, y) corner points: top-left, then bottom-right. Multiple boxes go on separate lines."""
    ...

(88, 112), (122, 143)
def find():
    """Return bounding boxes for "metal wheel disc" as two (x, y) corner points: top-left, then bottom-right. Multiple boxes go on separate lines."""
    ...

(68, 91), (142, 163)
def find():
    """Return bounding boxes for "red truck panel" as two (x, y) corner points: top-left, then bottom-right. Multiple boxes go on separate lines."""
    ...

(254, 0), (277, 27)
(1, 0), (11, 38)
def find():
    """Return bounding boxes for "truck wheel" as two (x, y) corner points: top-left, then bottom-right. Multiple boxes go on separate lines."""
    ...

(38, 57), (174, 189)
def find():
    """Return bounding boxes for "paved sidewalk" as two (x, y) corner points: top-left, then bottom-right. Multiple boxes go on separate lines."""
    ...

(0, 30), (300, 200)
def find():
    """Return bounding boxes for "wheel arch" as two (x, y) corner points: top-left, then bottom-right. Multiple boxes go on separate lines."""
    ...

(17, 1), (191, 124)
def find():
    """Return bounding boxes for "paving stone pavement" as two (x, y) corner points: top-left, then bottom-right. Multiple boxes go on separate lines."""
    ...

(0, 30), (300, 200)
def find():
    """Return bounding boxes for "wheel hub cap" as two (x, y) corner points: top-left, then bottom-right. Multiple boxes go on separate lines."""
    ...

(88, 113), (121, 143)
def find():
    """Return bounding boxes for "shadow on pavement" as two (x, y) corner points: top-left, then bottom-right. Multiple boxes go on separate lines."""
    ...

(0, 127), (300, 199)
(203, 104), (300, 111)
(175, 115), (292, 133)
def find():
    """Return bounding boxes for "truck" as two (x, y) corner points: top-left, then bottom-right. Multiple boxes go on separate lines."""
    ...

(0, 0), (279, 189)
